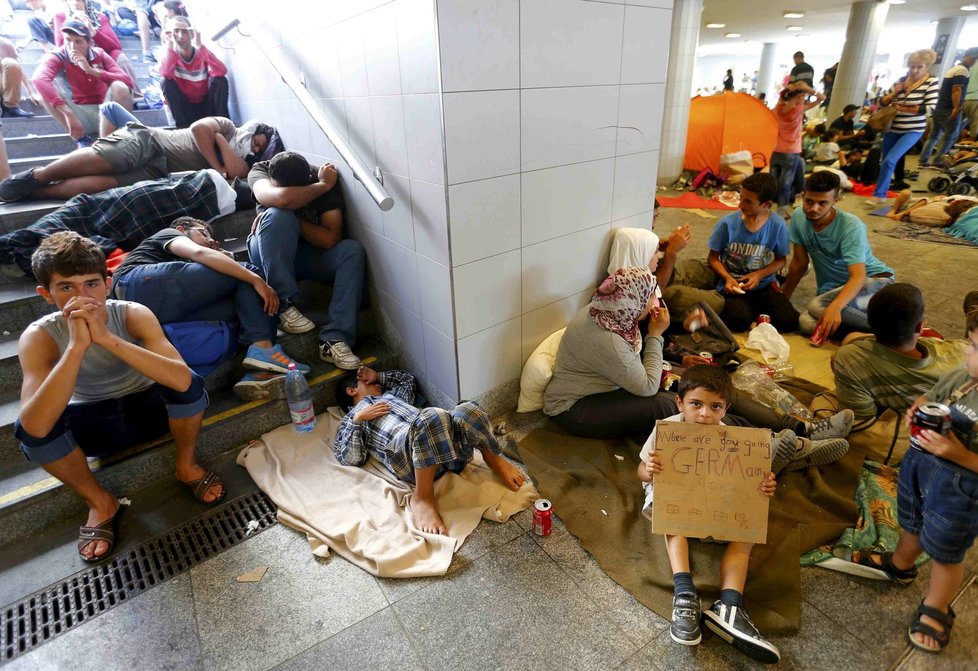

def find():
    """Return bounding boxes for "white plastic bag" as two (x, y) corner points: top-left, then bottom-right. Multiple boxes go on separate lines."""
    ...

(745, 322), (790, 364)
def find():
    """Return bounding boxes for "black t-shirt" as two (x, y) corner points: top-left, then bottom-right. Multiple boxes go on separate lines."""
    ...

(789, 62), (814, 86)
(829, 116), (853, 134)
(247, 161), (346, 222)
(113, 228), (186, 280)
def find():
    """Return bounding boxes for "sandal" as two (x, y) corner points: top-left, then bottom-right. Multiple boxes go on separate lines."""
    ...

(855, 551), (918, 586)
(77, 505), (123, 563)
(908, 602), (955, 653)
(182, 470), (226, 505)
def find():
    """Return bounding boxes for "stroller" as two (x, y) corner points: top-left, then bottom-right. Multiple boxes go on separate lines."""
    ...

(927, 160), (978, 195)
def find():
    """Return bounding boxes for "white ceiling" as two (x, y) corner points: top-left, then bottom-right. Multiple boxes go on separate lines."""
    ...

(698, 0), (978, 56)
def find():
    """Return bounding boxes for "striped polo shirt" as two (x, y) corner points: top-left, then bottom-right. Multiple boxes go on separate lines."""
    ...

(887, 75), (939, 133)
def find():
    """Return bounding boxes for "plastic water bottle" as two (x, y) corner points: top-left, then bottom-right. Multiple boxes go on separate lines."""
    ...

(284, 363), (316, 432)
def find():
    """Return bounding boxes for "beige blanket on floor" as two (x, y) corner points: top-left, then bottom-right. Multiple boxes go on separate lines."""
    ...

(236, 408), (538, 578)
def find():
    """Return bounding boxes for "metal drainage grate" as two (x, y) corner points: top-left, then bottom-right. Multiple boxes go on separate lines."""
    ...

(1, 490), (277, 664)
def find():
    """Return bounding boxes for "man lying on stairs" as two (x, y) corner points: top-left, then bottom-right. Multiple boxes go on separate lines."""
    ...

(15, 232), (225, 562)
(334, 366), (525, 535)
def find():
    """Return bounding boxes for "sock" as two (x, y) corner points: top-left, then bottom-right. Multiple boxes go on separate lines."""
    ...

(720, 588), (743, 607)
(673, 572), (696, 597)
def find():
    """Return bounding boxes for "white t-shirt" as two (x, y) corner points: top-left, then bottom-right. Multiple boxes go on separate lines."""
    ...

(813, 141), (840, 163)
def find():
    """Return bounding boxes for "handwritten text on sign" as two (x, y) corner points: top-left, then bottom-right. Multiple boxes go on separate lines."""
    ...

(651, 421), (772, 544)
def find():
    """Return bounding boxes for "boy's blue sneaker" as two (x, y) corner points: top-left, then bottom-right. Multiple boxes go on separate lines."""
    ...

(242, 344), (310, 374)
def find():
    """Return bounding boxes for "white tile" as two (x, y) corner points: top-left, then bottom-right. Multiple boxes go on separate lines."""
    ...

(522, 224), (611, 313)
(378, 291), (427, 372)
(417, 256), (454, 336)
(381, 174), (415, 250)
(438, 0), (519, 92)
(521, 288), (593, 364)
(396, 0), (439, 95)
(443, 91), (520, 184)
(372, 236), (421, 315)
(457, 318), (522, 399)
(423, 321), (459, 400)
(370, 96), (409, 177)
(344, 97), (376, 168)
(350, 177), (384, 235)
(616, 84), (665, 155)
(363, 4), (402, 96)
(453, 250), (522, 339)
(612, 150), (659, 221)
(312, 98), (347, 153)
(336, 16), (369, 97)
(520, 86), (618, 172)
(611, 210), (654, 230)
(411, 179), (450, 266)
(626, 0), (673, 7)
(403, 94), (445, 184)
(621, 6), (671, 84)
(521, 159), (615, 246)
(309, 27), (343, 99)
(449, 175), (521, 266)
(521, 0), (624, 88)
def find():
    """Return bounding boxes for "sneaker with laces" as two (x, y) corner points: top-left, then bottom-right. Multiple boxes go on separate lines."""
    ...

(278, 305), (315, 334)
(233, 372), (286, 401)
(703, 600), (780, 664)
(785, 437), (849, 471)
(805, 409), (854, 440)
(771, 429), (798, 474)
(669, 593), (702, 646)
(242, 344), (310, 374)
(75, 134), (93, 149)
(319, 340), (362, 370)
(0, 168), (39, 202)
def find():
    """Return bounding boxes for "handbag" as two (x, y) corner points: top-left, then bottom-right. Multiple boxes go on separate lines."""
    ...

(668, 301), (740, 364)
(866, 105), (899, 132)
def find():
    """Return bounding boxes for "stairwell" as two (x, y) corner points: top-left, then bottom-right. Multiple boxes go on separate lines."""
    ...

(0, 8), (393, 612)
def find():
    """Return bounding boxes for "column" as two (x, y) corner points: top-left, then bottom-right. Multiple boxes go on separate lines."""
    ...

(755, 42), (777, 103)
(826, 0), (889, 123)
(931, 17), (966, 79)
(657, 0), (703, 185)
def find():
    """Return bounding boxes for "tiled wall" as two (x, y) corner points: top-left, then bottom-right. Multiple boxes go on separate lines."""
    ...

(195, 0), (459, 405)
(438, 0), (672, 400)
(196, 0), (671, 408)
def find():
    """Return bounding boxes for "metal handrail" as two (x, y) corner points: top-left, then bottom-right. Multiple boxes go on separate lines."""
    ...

(212, 19), (394, 211)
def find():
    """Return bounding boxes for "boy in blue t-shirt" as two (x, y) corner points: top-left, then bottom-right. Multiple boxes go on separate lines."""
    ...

(707, 173), (800, 332)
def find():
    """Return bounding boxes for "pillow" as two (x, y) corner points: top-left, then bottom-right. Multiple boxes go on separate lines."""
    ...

(517, 328), (566, 413)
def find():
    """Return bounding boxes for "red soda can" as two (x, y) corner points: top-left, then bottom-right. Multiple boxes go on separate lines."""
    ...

(909, 403), (952, 450)
(699, 352), (715, 365)
(660, 361), (673, 390)
(533, 499), (553, 536)
(810, 323), (826, 347)
(757, 314), (771, 325)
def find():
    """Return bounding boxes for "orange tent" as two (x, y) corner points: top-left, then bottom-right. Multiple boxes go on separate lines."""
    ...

(684, 92), (778, 174)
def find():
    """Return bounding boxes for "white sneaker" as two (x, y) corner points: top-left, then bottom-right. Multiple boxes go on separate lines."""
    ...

(319, 340), (362, 370)
(806, 409), (854, 440)
(278, 305), (315, 334)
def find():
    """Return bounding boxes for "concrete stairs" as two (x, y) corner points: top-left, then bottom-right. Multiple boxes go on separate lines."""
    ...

(0, 10), (395, 561)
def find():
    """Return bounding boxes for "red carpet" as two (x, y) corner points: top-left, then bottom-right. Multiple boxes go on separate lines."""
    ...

(657, 192), (737, 210)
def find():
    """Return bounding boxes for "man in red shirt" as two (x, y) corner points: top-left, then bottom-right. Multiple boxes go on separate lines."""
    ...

(31, 20), (133, 145)
(159, 16), (229, 128)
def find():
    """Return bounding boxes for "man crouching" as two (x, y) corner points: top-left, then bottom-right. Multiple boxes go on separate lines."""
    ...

(16, 232), (224, 562)
(334, 367), (525, 534)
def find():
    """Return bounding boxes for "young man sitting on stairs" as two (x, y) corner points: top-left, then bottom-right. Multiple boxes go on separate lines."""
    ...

(15, 232), (225, 563)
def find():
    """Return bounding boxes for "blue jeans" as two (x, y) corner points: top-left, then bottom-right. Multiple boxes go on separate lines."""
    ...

(874, 130), (924, 198)
(920, 108), (963, 166)
(113, 261), (276, 344)
(100, 101), (139, 129)
(770, 152), (805, 207)
(247, 208), (365, 344)
(28, 16), (54, 46)
(798, 275), (895, 335)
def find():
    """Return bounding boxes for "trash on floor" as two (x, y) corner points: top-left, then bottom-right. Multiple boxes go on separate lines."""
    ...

(245, 520), (260, 535)
(236, 566), (268, 583)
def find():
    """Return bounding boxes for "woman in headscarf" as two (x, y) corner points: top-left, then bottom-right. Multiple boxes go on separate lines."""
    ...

(542, 266), (676, 438)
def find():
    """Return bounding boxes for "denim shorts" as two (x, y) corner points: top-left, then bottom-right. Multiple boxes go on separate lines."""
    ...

(897, 447), (978, 564)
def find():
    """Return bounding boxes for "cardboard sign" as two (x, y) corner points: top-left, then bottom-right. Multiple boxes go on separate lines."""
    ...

(651, 421), (772, 544)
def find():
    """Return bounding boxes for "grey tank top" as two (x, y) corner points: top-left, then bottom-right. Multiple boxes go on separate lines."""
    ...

(37, 300), (155, 403)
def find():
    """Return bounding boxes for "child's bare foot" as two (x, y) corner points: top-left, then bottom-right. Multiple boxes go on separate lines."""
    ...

(483, 451), (526, 491)
(411, 494), (447, 535)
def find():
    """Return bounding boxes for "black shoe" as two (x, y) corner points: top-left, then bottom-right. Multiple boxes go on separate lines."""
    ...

(669, 593), (702, 645)
(703, 600), (780, 664)
(0, 169), (40, 202)
(890, 180), (911, 190)
(1, 104), (34, 118)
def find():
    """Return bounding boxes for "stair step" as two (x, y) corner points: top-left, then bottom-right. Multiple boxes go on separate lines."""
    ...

(0, 108), (168, 138)
(3, 134), (78, 160)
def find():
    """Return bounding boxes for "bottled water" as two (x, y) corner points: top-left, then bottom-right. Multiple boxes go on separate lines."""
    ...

(284, 363), (316, 432)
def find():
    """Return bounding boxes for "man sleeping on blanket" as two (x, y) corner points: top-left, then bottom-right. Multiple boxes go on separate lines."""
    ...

(334, 367), (525, 535)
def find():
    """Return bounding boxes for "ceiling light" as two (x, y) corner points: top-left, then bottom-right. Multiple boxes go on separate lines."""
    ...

(889, 0), (906, 4)
(786, 25), (803, 31)
(931, 19), (940, 23)
(963, 4), (978, 10)
(784, 12), (804, 18)
(706, 23), (726, 28)
(725, 33), (741, 38)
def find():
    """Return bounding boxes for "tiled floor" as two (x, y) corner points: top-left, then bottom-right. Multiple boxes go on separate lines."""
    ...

(8, 162), (978, 671)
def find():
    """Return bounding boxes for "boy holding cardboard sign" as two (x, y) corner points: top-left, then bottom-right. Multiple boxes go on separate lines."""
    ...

(637, 365), (781, 663)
